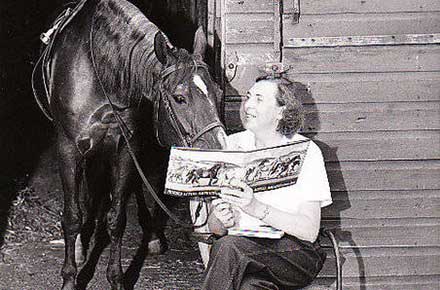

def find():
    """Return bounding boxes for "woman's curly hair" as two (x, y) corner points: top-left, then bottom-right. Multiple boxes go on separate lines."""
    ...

(255, 75), (306, 137)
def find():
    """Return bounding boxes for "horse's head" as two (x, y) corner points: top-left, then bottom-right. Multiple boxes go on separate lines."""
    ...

(152, 27), (226, 149)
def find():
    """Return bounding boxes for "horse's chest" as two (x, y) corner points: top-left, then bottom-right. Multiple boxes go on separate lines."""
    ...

(76, 104), (137, 155)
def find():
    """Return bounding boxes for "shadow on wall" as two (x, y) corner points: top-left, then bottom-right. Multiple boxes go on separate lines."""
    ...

(296, 84), (351, 288)
(301, 84), (365, 289)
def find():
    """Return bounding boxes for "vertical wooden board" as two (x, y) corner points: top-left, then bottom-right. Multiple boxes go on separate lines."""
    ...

(196, 0), (208, 30)
(285, 72), (440, 103)
(207, 0), (215, 47)
(283, 0), (440, 14)
(283, 13), (440, 38)
(190, 0), (197, 24)
(282, 45), (440, 73)
(207, 0), (215, 16)
(225, 14), (274, 44)
(326, 160), (440, 191)
(311, 131), (440, 161)
(272, 0), (281, 54)
(225, 0), (273, 13)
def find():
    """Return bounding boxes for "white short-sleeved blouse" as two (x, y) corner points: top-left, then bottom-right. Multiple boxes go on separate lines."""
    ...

(226, 130), (332, 225)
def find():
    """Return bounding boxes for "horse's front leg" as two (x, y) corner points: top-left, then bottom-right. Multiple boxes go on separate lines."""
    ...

(106, 145), (135, 290)
(58, 134), (84, 290)
(190, 199), (211, 267)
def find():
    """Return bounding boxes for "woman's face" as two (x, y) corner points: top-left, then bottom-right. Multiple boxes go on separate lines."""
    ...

(241, 80), (283, 134)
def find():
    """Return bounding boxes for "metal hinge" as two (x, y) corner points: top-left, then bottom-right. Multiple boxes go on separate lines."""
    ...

(292, 0), (300, 24)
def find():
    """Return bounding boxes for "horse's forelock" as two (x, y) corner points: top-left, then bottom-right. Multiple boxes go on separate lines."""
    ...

(162, 50), (199, 90)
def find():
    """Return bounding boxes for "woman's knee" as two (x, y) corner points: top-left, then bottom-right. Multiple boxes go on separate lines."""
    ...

(212, 235), (243, 251)
(210, 235), (248, 262)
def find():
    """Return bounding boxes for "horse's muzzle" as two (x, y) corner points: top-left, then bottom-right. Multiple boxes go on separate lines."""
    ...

(192, 126), (226, 150)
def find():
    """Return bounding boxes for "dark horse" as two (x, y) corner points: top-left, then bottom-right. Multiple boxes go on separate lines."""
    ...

(42, 0), (225, 289)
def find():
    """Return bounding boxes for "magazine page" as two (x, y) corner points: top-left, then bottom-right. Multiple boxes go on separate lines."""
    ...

(165, 139), (310, 197)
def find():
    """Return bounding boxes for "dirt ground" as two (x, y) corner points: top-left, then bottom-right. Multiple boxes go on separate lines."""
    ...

(0, 177), (205, 290)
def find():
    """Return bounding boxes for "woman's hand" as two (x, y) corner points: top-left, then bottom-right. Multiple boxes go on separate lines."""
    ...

(211, 198), (235, 228)
(219, 179), (257, 215)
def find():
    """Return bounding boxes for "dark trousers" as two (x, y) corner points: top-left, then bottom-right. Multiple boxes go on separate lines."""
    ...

(203, 235), (325, 290)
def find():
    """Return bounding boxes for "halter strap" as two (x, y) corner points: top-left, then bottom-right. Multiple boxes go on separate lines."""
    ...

(190, 121), (225, 145)
(160, 62), (210, 79)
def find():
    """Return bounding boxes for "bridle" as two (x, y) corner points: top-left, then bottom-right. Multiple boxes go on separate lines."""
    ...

(153, 62), (225, 148)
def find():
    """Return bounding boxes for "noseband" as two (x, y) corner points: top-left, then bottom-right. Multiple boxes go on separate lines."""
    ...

(153, 63), (225, 147)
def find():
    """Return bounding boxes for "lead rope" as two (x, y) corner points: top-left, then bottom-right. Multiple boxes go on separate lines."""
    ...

(89, 12), (208, 230)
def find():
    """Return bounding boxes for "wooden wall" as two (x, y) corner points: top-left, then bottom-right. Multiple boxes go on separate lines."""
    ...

(218, 0), (440, 288)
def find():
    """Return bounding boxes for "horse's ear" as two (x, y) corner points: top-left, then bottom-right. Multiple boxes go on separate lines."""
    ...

(193, 26), (207, 60)
(154, 31), (173, 65)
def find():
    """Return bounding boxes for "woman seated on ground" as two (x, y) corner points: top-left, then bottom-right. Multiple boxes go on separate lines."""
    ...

(203, 75), (332, 290)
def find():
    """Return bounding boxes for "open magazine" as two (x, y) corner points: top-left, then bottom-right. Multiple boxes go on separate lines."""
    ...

(164, 139), (310, 238)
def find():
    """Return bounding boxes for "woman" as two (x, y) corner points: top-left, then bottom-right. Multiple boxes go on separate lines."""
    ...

(203, 76), (332, 289)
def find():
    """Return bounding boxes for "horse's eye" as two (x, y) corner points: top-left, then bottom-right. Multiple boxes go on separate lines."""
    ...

(173, 94), (186, 104)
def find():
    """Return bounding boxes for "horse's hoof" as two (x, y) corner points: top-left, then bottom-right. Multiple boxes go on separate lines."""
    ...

(147, 238), (165, 255)
(61, 280), (76, 290)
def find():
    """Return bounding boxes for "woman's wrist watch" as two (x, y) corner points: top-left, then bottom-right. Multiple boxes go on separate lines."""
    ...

(257, 204), (270, 221)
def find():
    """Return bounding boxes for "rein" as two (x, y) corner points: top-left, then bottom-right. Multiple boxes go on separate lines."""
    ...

(89, 13), (218, 230)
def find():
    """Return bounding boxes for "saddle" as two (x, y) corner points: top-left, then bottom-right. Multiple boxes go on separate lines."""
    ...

(31, 0), (88, 121)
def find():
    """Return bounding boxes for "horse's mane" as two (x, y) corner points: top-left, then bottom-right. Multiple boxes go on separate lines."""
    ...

(91, 0), (199, 107)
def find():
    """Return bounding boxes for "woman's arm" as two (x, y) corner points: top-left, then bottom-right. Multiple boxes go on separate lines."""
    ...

(246, 198), (321, 242)
(220, 180), (321, 242)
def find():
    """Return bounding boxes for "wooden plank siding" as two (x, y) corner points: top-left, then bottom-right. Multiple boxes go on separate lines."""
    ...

(223, 55), (440, 95)
(219, 0), (440, 288)
(283, 13), (440, 38)
(324, 190), (440, 219)
(225, 14), (275, 44)
(282, 45), (440, 73)
(307, 275), (440, 290)
(283, 0), (440, 15)
(225, 101), (440, 132)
